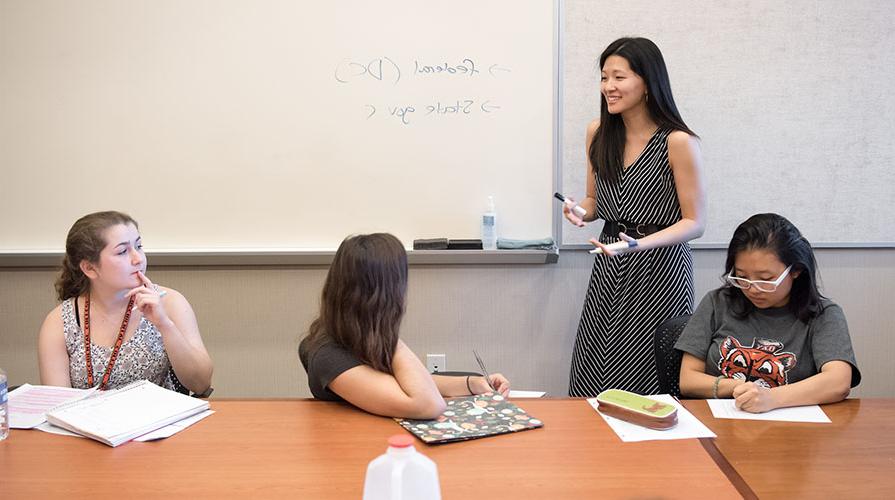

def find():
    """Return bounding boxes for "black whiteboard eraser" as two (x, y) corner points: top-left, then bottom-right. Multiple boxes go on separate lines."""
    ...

(447, 239), (483, 250)
(413, 238), (449, 250)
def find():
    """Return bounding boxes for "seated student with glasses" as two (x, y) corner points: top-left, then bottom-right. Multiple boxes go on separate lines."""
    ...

(675, 213), (860, 413)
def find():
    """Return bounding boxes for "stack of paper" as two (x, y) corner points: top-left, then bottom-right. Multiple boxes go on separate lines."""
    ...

(46, 380), (210, 447)
(8, 384), (95, 429)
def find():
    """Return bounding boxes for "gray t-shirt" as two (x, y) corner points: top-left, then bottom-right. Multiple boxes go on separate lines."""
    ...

(675, 289), (861, 388)
(299, 336), (363, 401)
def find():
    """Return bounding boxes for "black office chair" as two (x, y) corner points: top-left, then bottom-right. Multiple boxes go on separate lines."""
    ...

(170, 369), (214, 398)
(653, 314), (691, 398)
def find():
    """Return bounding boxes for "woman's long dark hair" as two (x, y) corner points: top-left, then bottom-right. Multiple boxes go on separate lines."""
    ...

(589, 37), (697, 183)
(55, 211), (138, 301)
(304, 233), (408, 373)
(723, 213), (824, 322)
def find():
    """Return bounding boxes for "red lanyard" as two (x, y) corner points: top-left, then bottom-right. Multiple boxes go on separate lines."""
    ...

(83, 294), (136, 390)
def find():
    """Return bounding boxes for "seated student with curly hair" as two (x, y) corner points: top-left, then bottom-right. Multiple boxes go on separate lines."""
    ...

(38, 211), (213, 394)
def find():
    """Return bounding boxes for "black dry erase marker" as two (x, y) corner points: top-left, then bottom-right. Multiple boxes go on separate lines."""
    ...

(554, 192), (587, 217)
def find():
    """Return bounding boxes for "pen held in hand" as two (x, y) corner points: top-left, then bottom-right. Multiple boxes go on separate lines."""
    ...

(473, 349), (496, 392)
(131, 290), (167, 312)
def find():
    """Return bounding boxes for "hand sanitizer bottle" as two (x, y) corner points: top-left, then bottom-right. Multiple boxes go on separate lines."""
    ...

(481, 196), (497, 250)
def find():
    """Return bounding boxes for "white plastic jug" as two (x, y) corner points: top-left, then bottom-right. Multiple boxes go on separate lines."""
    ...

(362, 434), (441, 500)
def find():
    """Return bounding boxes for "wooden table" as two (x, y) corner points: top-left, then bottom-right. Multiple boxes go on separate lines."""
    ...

(683, 398), (895, 499)
(1, 399), (742, 499)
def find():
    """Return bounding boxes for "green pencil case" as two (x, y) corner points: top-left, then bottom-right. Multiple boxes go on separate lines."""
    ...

(596, 389), (678, 430)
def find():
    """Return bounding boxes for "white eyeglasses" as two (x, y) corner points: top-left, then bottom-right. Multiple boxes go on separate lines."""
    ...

(726, 265), (793, 293)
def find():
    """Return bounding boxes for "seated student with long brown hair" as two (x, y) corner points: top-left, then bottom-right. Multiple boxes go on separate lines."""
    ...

(299, 233), (510, 419)
(38, 211), (213, 394)
(676, 213), (860, 413)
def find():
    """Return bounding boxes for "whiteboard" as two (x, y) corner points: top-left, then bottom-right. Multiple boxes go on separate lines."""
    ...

(560, 0), (895, 246)
(0, 0), (556, 251)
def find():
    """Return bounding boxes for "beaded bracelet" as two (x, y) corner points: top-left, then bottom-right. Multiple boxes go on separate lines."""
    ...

(712, 375), (725, 399)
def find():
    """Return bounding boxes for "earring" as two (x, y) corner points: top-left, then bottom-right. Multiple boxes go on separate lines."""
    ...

(645, 93), (649, 102)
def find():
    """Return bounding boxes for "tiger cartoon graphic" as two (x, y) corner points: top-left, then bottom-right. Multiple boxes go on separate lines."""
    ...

(718, 337), (796, 388)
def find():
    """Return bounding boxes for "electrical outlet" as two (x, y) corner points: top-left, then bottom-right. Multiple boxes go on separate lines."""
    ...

(426, 354), (446, 373)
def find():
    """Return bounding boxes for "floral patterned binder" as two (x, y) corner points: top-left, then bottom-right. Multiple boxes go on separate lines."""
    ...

(395, 393), (543, 444)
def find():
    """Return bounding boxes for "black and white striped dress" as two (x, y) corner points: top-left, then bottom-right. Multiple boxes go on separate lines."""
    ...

(569, 128), (694, 396)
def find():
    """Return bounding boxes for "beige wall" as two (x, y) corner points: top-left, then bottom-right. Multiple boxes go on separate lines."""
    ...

(1, 248), (892, 398)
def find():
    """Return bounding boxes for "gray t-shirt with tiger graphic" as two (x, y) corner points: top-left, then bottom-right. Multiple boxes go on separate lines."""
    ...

(675, 288), (860, 388)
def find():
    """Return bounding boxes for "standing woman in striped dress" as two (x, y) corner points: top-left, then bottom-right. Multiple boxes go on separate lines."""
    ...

(565, 37), (706, 396)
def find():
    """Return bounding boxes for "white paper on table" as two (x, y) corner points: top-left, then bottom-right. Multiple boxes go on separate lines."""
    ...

(36, 410), (215, 442)
(587, 394), (716, 442)
(8, 384), (96, 429)
(707, 399), (831, 423)
(508, 390), (546, 398)
(133, 409), (215, 441)
(36, 421), (85, 438)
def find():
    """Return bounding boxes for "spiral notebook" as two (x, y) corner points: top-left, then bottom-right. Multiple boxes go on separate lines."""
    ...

(395, 393), (543, 444)
(45, 380), (209, 447)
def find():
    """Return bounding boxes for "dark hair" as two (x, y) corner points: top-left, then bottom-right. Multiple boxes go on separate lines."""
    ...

(305, 233), (408, 373)
(589, 37), (697, 183)
(55, 211), (139, 301)
(723, 213), (823, 322)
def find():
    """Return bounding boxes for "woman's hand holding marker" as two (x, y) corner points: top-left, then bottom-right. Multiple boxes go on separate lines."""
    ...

(555, 192), (587, 227)
(589, 232), (639, 256)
